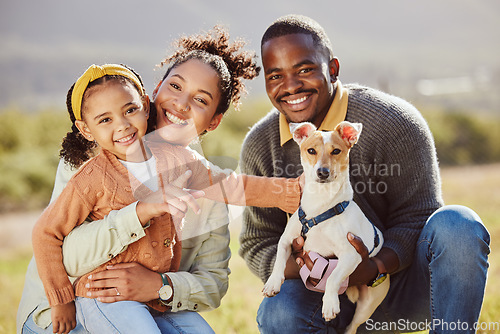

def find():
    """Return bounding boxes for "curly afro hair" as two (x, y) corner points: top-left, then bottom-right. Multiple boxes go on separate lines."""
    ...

(158, 25), (260, 116)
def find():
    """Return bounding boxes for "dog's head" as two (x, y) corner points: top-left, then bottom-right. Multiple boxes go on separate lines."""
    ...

(290, 121), (362, 183)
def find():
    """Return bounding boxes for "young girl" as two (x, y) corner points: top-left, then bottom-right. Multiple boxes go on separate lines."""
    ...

(32, 34), (301, 334)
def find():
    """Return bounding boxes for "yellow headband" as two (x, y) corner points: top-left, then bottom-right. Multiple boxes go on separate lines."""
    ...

(71, 64), (145, 120)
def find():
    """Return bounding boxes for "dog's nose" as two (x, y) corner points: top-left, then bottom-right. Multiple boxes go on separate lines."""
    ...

(316, 167), (330, 180)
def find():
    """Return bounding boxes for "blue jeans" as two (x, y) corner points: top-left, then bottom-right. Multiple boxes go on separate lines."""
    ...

(257, 205), (490, 334)
(23, 299), (214, 334)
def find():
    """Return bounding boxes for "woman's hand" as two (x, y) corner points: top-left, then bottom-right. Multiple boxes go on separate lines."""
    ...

(84, 263), (164, 303)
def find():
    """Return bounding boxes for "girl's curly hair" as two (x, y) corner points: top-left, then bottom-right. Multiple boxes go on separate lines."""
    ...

(158, 25), (260, 116)
(60, 65), (150, 169)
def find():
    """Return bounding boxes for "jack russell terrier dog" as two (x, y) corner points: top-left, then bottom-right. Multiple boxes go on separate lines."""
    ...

(262, 121), (390, 334)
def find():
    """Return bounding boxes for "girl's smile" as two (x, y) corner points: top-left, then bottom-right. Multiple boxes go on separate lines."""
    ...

(75, 80), (150, 162)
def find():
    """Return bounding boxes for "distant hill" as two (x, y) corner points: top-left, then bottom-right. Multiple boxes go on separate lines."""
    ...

(1, 0), (499, 114)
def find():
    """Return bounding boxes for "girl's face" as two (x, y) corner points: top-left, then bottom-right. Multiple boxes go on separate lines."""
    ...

(153, 59), (223, 146)
(75, 80), (149, 162)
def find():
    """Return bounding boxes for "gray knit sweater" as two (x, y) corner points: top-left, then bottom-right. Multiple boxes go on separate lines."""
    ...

(239, 83), (444, 282)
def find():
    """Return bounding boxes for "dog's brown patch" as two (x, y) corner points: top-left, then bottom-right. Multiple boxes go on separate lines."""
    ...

(300, 130), (351, 176)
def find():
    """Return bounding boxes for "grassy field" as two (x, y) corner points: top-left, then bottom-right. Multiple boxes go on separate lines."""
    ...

(1, 163), (499, 334)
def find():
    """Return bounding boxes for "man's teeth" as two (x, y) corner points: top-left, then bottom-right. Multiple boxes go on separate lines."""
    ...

(286, 96), (308, 105)
(116, 134), (135, 143)
(166, 112), (188, 125)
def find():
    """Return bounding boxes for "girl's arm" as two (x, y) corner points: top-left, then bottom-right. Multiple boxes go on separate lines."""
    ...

(32, 179), (94, 306)
(50, 159), (199, 277)
(185, 150), (302, 214)
(57, 157), (230, 311)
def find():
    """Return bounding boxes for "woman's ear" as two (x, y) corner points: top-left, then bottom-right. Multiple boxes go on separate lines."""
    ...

(207, 113), (223, 132)
(75, 120), (94, 142)
(152, 81), (162, 100)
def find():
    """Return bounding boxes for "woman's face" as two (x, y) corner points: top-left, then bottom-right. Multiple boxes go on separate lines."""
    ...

(154, 59), (223, 146)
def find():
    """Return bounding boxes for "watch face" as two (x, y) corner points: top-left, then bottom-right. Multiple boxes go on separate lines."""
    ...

(159, 284), (173, 301)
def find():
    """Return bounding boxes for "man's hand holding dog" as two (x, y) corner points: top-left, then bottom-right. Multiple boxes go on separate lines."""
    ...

(291, 233), (398, 288)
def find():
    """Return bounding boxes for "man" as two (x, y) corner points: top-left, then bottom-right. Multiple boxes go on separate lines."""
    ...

(239, 14), (490, 333)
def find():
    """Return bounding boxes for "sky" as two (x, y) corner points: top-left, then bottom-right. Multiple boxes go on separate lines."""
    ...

(1, 0), (499, 111)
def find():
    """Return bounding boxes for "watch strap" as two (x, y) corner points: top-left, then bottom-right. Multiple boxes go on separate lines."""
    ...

(368, 256), (388, 287)
(160, 273), (169, 286)
(158, 273), (173, 304)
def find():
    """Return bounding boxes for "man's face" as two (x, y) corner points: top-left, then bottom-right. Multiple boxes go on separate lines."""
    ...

(262, 33), (337, 127)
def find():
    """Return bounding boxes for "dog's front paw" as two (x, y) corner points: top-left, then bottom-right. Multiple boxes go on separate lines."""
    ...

(262, 274), (284, 297)
(322, 294), (340, 322)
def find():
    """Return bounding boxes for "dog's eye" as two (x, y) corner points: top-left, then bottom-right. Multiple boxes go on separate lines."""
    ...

(331, 148), (341, 155)
(307, 148), (317, 155)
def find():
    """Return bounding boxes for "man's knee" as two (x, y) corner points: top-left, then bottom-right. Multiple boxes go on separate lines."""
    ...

(257, 293), (299, 332)
(424, 205), (490, 253)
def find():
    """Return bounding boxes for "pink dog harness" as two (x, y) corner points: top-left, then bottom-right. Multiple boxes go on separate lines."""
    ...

(299, 251), (349, 294)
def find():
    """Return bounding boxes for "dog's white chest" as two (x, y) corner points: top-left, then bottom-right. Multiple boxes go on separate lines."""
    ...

(302, 214), (352, 258)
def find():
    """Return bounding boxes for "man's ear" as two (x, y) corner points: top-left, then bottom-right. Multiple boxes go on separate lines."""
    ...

(335, 121), (362, 148)
(290, 122), (317, 145)
(206, 113), (223, 132)
(75, 120), (94, 142)
(329, 57), (340, 82)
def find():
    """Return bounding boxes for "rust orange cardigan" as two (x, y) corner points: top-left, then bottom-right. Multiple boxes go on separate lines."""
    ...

(32, 141), (300, 311)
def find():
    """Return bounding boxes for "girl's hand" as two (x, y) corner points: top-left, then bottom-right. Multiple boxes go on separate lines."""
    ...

(136, 170), (205, 224)
(51, 301), (76, 334)
(84, 262), (164, 303)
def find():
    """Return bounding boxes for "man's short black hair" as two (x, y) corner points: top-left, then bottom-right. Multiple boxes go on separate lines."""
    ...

(261, 14), (334, 59)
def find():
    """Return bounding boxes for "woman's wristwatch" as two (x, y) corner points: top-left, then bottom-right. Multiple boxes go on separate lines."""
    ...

(158, 273), (173, 304)
(367, 256), (388, 288)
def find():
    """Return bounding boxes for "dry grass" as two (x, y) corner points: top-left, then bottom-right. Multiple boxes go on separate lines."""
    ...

(203, 163), (500, 333)
(1, 163), (499, 334)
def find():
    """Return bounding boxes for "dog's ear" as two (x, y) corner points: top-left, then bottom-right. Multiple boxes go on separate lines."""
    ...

(290, 122), (317, 145)
(335, 121), (362, 148)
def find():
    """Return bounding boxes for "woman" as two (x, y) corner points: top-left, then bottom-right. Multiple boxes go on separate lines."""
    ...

(18, 26), (292, 334)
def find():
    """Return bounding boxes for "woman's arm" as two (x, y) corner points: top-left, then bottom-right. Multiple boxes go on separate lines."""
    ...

(62, 202), (146, 277)
(49, 159), (146, 277)
(57, 156), (231, 310)
(165, 200), (231, 312)
(83, 199), (231, 312)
